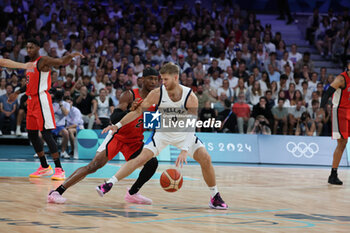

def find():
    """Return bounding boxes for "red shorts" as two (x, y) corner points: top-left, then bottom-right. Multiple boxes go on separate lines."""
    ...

(332, 107), (350, 139)
(97, 131), (143, 161)
(26, 92), (56, 131)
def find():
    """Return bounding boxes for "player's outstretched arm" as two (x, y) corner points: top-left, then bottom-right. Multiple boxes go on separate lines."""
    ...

(0, 58), (35, 70)
(102, 88), (160, 134)
(40, 52), (84, 67)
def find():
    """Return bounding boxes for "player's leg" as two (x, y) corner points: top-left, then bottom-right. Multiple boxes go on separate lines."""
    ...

(48, 150), (109, 204)
(28, 129), (54, 177)
(329, 108), (348, 185)
(328, 138), (347, 185)
(124, 148), (158, 205)
(188, 136), (228, 209)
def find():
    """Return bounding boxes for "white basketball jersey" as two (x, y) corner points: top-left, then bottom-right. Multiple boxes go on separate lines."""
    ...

(157, 84), (192, 137)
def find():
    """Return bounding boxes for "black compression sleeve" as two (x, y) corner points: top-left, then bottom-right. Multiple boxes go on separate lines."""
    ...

(320, 86), (336, 109)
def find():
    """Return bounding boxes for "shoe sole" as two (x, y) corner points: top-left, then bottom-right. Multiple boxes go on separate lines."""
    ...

(47, 197), (66, 204)
(29, 171), (54, 178)
(51, 177), (66, 180)
(125, 197), (152, 205)
(209, 202), (228, 210)
(96, 187), (104, 197)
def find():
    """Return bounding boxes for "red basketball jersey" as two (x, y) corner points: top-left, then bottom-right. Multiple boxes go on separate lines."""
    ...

(114, 88), (155, 143)
(25, 56), (52, 96)
(332, 71), (350, 109)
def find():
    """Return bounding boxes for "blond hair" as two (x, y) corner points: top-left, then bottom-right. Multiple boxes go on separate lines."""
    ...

(159, 62), (179, 75)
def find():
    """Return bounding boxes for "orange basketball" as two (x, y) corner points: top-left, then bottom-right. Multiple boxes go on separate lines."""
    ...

(160, 169), (183, 192)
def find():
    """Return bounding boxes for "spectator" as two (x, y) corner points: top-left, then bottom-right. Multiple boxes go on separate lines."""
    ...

(267, 63), (280, 83)
(295, 52), (314, 73)
(226, 66), (239, 89)
(306, 8), (320, 45)
(111, 88), (123, 107)
(217, 79), (233, 102)
(288, 44), (302, 66)
(65, 96), (84, 157)
(213, 92), (227, 116)
(247, 96), (273, 133)
(247, 80), (263, 105)
(217, 51), (231, 71)
(0, 84), (17, 135)
(15, 94), (28, 136)
(295, 111), (316, 136)
(279, 51), (293, 72)
(92, 88), (114, 129)
(288, 99), (306, 135)
(232, 92), (250, 134)
(308, 99), (323, 136)
(248, 115), (271, 135)
(196, 85), (210, 110)
(272, 98), (288, 135)
(199, 101), (216, 132)
(130, 55), (144, 75)
(75, 86), (95, 129)
(0, 78), (6, 96)
(52, 91), (70, 159)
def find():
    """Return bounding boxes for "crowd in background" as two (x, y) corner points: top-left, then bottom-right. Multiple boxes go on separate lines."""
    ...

(0, 0), (349, 144)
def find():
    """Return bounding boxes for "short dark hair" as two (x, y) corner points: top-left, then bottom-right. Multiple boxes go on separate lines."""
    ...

(27, 38), (40, 47)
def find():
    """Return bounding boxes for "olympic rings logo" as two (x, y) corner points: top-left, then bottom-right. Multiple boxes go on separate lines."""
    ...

(286, 142), (319, 158)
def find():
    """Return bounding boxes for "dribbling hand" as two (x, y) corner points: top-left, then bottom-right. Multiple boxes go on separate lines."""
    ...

(176, 150), (188, 168)
(101, 125), (119, 134)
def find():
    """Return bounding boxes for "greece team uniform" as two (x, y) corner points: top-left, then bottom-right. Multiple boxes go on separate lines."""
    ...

(145, 85), (205, 157)
(26, 56), (56, 131)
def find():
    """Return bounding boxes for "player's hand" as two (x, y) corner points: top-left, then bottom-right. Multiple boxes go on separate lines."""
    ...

(176, 150), (188, 168)
(101, 125), (119, 134)
(7, 92), (18, 103)
(130, 98), (143, 111)
(70, 52), (84, 58)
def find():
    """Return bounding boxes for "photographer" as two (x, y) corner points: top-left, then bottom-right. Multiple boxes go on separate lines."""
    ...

(248, 115), (271, 135)
(295, 111), (316, 136)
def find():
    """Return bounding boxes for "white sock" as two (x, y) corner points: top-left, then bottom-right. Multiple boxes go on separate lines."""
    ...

(209, 186), (218, 198)
(16, 125), (20, 131)
(107, 176), (118, 185)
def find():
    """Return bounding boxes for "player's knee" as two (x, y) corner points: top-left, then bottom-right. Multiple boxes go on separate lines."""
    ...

(144, 157), (158, 171)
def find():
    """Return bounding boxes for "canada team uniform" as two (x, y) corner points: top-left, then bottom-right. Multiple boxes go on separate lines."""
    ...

(144, 85), (205, 157)
(332, 71), (350, 139)
(26, 56), (56, 131)
(98, 88), (155, 161)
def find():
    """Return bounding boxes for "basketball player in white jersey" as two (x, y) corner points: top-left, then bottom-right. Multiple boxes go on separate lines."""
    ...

(99, 62), (227, 209)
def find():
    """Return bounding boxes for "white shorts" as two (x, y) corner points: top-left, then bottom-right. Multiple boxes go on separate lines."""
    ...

(144, 132), (205, 158)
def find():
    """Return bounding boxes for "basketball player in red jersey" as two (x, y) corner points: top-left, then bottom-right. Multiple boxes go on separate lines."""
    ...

(320, 63), (350, 185)
(0, 58), (34, 70)
(8, 38), (83, 180)
(48, 67), (159, 204)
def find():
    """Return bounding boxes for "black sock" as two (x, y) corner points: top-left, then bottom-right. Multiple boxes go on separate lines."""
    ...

(331, 168), (338, 176)
(56, 185), (66, 195)
(53, 158), (62, 169)
(39, 156), (49, 168)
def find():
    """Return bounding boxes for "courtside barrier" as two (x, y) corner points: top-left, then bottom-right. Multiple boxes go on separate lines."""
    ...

(77, 130), (349, 166)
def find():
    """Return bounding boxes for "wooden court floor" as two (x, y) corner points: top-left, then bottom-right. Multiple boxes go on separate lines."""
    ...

(0, 164), (350, 233)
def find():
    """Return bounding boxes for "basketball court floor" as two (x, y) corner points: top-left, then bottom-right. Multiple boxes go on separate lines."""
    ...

(0, 145), (350, 232)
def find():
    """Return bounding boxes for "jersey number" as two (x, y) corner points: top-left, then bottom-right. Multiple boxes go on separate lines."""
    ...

(136, 119), (143, 128)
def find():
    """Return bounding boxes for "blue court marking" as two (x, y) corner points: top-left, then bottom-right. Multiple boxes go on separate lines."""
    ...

(171, 218), (316, 229)
(0, 161), (195, 180)
(130, 208), (290, 224)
